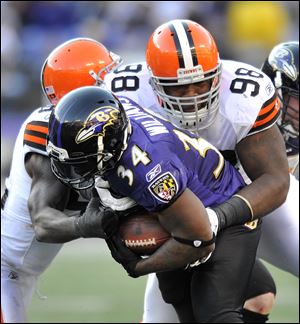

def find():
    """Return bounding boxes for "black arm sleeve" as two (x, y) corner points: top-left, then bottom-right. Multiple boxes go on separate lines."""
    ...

(212, 195), (253, 231)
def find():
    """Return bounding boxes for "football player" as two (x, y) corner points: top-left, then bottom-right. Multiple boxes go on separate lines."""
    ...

(47, 86), (264, 323)
(104, 20), (297, 323)
(1, 38), (122, 323)
(254, 41), (299, 312)
(29, 36), (276, 323)
(261, 41), (299, 178)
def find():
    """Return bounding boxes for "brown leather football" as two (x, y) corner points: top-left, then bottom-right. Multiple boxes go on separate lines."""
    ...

(119, 212), (171, 256)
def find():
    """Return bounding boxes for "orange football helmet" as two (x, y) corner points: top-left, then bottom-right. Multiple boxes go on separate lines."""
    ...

(41, 38), (123, 105)
(146, 19), (222, 133)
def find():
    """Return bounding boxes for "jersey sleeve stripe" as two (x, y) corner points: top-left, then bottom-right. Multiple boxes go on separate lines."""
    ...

(253, 105), (280, 128)
(23, 140), (47, 152)
(253, 96), (280, 127)
(24, 129), (47, 140)
(27, 120), (48, 127)
(25, 124), (48, 134)
(24, 133), (47, 146)
(23, 120), (48, 148)
(258, 97), (278, 116)
(248, 108), (280, 135)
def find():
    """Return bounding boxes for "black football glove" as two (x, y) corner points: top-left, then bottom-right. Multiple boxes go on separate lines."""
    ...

(74, 189), (119, 239)
(105, 234), (142, 278)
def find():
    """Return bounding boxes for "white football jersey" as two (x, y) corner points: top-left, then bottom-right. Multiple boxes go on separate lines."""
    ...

(105, 60), (280, 151)
(104, 62), (158, 111)
(3, 106), (86, 224)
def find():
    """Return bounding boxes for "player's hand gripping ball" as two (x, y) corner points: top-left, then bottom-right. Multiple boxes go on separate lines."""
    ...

(119, 212), (170, 256)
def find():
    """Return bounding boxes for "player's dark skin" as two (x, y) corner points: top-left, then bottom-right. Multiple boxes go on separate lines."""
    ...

(166, 83), (290, 219)
(236, 124), (289, 217)
(133, 188), (215, 275)
(25, 153), (83, 243)
(25, 153), (214, 272)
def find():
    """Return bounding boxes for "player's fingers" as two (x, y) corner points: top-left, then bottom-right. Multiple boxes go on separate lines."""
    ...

(105, 237), (122, 261)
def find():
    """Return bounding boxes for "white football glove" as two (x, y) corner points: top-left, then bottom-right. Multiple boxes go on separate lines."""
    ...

(95, 177), (137, 211)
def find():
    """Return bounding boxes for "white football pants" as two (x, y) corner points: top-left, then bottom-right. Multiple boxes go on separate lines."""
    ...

(257, 174), (299, 276)
(1, 213), (63, 323)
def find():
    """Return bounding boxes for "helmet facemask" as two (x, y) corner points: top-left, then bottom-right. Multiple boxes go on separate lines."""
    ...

(274, 70), (299, 147)
(47, 142), (100, 190)
(92, 51), (123, 86)
(47, 119), (131, 191)
(146, 19), (222, 135)
(150, 63), (222, 135)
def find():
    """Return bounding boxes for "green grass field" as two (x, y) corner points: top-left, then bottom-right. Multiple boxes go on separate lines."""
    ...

(28, 239), (299, 323)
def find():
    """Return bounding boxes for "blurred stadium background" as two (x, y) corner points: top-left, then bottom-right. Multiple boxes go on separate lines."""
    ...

(1, 1), (299, 322)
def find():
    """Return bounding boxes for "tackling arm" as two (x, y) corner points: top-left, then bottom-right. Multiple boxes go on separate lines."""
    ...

(26, 153), (79, 243)
(211, 124), (290, 231)
(26, 154), (118, 242)
(236, 124), (290, 218)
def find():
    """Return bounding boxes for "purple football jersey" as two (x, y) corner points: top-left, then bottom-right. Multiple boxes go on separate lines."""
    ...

(106, 96), (246, 211)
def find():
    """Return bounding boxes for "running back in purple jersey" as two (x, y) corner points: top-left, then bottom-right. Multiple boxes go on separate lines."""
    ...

(105, 96), (246, 212)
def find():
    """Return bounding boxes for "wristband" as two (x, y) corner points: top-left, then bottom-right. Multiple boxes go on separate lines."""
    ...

(212, 195), (253, 230)
(173, 233), (216, 247)
(233, 194), (254, 219)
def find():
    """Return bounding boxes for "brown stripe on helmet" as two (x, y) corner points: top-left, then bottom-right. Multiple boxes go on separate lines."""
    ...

(182, 21), (198, 67)
(168, 23), (185, 68)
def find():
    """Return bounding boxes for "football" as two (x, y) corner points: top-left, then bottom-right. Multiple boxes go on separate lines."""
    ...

(119, 212), (171, 256)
